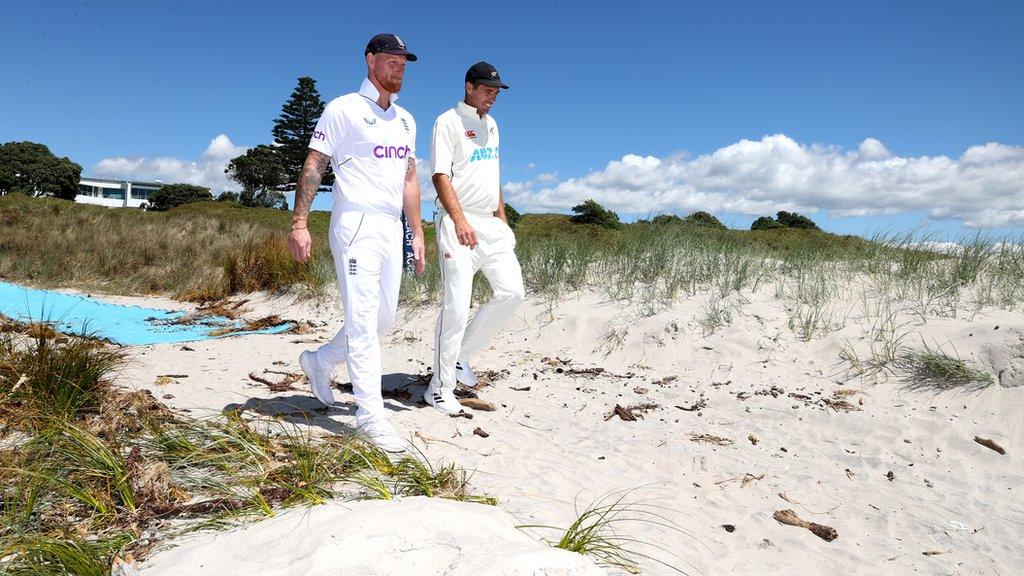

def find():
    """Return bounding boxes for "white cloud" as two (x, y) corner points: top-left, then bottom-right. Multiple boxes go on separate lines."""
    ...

(91, 134), (248, 193)
(503, 134), (1024, 228)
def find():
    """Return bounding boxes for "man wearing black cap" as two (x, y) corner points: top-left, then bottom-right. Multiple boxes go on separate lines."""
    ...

(424, 61), (525, 415)
(288, 34), (424, 452)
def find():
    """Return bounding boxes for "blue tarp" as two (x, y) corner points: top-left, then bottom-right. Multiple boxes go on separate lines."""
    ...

(0, 281), (294, 346)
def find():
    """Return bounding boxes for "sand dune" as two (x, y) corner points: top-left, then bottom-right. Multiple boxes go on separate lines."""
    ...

(112, 285), (1023, 576)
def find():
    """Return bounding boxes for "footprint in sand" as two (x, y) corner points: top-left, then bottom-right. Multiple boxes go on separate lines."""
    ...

(980, 329), (1024, 388)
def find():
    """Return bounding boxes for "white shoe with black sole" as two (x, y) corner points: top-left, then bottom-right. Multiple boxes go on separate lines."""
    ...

(424, 379), (464, 416)
(299, 350), (335, 407)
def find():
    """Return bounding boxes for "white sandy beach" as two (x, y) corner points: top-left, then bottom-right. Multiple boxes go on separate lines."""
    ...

(103, 284), (1024, 576)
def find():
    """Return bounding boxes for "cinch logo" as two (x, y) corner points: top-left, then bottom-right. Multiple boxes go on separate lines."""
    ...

(468, 147), (498, 162)
(374, 145), (411, 159)
(312, 130), (326, 141)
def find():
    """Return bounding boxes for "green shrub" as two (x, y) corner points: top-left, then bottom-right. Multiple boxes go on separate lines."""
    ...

(570, 199), (622, 230)
(147, 183), (213, 212)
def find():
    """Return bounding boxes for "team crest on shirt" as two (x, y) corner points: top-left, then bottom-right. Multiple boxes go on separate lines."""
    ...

(465, 130), (477, 139)
(364, 117), (377, 126)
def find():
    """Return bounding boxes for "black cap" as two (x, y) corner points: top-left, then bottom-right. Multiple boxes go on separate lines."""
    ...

(465, 61), (509, 89)
(365, 33), (417, 61)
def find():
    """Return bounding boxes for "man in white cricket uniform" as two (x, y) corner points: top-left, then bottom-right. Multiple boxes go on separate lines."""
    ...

(424, 62), (525, 415)
(288, 34), (425, 452)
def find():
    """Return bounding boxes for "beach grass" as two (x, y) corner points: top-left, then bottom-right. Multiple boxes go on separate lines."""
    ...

(0, 329), (491, 574)
(4, 194), (1024, 343)
(517, 489), (693, 574)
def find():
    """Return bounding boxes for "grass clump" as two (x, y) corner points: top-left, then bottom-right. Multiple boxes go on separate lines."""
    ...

(518, 489), (693, 574)
(897, 342), (994, 392)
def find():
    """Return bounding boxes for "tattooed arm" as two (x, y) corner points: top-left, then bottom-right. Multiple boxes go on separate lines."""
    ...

(287, 149), (331, 263)
(403, 157), (426, 275)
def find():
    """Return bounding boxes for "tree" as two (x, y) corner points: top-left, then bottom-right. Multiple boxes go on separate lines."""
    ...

(683, 211), (727, 230)
(775, 210), (820, 230)
(240, 188), (289, 211)
(652, 211), (728, 230)
(504, 202), (521, 229)
(217, 191), (239, 203)
(750, 211), (820, 231)
(0, 141), (81, 200)
(570, 199), (622, 229)
(651, 214), (684, 226)
(147, 183), (213, 211)
(225, 144), (289, 210)
(272, 77), (332, 186)
(750, 216), (785, 230)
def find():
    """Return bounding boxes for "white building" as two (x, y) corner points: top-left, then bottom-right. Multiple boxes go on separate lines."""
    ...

(76, 177), (162, 209)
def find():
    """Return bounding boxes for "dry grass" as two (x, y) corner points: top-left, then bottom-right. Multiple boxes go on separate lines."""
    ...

(0, 195), (333, 300)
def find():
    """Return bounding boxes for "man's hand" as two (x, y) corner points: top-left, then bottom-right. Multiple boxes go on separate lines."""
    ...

(288, 227), (313, 263)
(454, 218), (478, 248)
(411, 231), (426, 275)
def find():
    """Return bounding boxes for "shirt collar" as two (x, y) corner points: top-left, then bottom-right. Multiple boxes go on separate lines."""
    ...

(359, 77), (398, 106)
(456, 100), (486, 120)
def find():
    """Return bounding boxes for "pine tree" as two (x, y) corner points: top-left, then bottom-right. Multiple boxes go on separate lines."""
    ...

(272, 77), (332, 185)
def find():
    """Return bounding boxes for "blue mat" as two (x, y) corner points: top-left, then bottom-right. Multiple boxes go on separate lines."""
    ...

(0, 281), (294, 346)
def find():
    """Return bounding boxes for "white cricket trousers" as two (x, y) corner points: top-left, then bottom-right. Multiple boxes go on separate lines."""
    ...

(433, 211), (525, 389)
(315, 207), (402, 419)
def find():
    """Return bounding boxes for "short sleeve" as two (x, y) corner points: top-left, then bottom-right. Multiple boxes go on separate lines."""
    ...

(406, 113), (417, 159)
(309, 100), (347, 157)
(430, 115), (455, 176)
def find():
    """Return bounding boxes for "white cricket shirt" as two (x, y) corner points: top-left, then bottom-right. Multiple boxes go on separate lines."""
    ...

(430, 101), (501, 216)
(309, 78), (416, 218)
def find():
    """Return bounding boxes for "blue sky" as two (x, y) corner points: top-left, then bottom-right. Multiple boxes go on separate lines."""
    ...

(2, 0), (1022, 238)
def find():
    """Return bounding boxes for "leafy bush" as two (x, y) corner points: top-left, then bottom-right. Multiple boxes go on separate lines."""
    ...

(750, 216), (786, 230)
(571, 199), (622, 230)
(147, 184), (213, 212)
(504, 203), (521, 229)
(652, 212), (726, 230)
(751, 211), (819, 231)
(776, 210), (819, 230)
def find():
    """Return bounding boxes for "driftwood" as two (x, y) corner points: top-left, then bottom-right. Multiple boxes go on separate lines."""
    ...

(689, 433), (733, 446)
(606, 404), (637, 421)
(459, 398), (497, 412)
(773, 509), (838, 542)
(974, 436), (1006, 455)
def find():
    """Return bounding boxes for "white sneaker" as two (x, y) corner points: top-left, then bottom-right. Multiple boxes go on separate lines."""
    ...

(424, 379), (465, 416)
(455, 360), (479, 387)
(354, 415), (406, 453)
(299, 350), (335, 407)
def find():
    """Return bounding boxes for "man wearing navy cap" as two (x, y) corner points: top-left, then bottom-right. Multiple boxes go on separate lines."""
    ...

(425, 61), (524, 415)
(288, 33), (424, 452)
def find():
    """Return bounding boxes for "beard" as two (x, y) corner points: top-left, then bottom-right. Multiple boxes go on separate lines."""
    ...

(377, 72), (403, 94)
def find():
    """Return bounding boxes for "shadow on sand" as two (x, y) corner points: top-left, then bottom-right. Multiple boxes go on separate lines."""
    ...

(222, 372), (430, 435)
